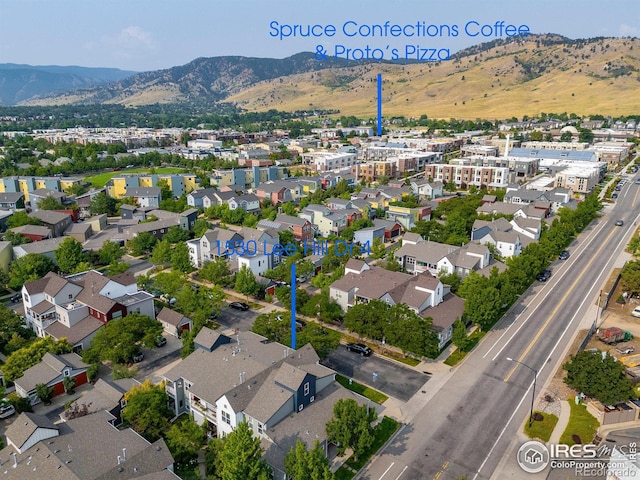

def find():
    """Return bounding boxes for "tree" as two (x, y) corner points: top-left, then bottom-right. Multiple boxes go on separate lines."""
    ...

(82, 313), (162, 365)
(171, 242), (194, 273)
(326, 398), (377, 461)
(200, 257), (231, 286)
(35, 383), (54, 405)
(164, 225), (191, 243)
(8, 253), (56, 289)
(37, 196), (65, 210)
(621, 260), (640, 297)
(63, 376), (76, 394)
(89, 192), (118, 216)
(529, 130), (543, 141)
(578, 128), (594, 143)
(192, 218), (211, 238)
(97, 240), (124, 265)
(128, 231), (157, 256)
(55, 237), (86, 274)
(122, 380), (173, 442)
(370, 237), (386, 259)
(0, 305), (34, 354)
(297, 323), (341, 359)
(560, 131), (573, 142)
(285, 440), (334, 480)
(451, 319), (468, 351)
(218, 422), (271, 480)
(165, 415), (208, 469)
(6, 211), (42, 229)
(235, 265), (260, 297)
(564, 350), (635, 405)
(3, 230), (30, 245)
(151, 239), (173, 265)
(3, 337), (72, 382)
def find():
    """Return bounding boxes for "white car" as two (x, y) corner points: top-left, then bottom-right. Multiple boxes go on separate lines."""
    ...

(632, 307), (640, 318)
(0, 399), (15, 419)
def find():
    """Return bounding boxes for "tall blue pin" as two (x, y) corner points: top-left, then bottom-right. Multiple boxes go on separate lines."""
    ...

(377, 73), (382, 136)
(291, 262), (296, 350)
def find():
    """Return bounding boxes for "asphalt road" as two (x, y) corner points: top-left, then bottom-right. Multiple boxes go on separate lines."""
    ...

(359, 169), (640, 480)
(321, 346), (429, 402)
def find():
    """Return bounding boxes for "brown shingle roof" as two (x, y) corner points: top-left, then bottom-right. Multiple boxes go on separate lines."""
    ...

(45, 315), (104, 345)
(157, 307), (187, 327)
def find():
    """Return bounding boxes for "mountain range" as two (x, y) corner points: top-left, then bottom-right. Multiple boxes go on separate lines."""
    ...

(7, 34), (640, 118)
(0, 64), (136, 106)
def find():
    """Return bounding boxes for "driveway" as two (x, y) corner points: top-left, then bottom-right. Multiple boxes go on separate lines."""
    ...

(83, 224), (125, 251)
(321, 345), (429, 402)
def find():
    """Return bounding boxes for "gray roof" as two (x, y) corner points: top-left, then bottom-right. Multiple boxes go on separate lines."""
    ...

(9, 224), (52, 237)
(45, 315), (104, 345)
(193, 326), (224, 350)
(5, 412), (58, 451)
(64, 378), (138, 420)
(509, 148), (597, 161)
(30, 188), (66, 200)
(15, 352), (88, 394)
(157, 307), (189, 327)
(0, 410), (176, 480)
(29, 209), (72, 225)
(275, 214), (309, 227)
(65, 222), (92, 235)
(188, 187), (217, 199)
(126, 186), (161, 197)
(373, 218), (402, 231)
(180, 207), (199, 217)
(0, 192), (24, 203)
(330, 266), (413, 301)
(24, 271), (58, 295)
(423, 293), (465, 332)
(123, 217), (179, 235)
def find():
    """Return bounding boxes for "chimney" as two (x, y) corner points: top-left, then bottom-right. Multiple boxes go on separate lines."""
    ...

(117, 456), (121, 465)
(122, 448), (126, 461)
(11, 452), (17, 468)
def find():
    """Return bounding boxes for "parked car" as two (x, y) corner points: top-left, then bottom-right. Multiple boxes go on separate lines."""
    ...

(616, 346), (635, 355)
(295, 320), (307, 330)
(132, 351), (144, 363)
(536, 269), (552, 282)
(346, 343), (372, 356)
(612, 193), (618, 199)
(155, 336), (167, 347)
(0, 399), (15, 419)
(210, 311), (218, 320)
(10, 293), (21, 303)
(615, 219), (624, 226)
(229, 302), (250, 311)
(631, 306), (640, 318)
(558, 250), (570, 261)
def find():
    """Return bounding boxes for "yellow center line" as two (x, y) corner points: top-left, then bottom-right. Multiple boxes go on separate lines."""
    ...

(433, 472), (442, 480)
(504, 225), (619, 382)
(442, 461), (449, 470)
(633, 183), (640, 208)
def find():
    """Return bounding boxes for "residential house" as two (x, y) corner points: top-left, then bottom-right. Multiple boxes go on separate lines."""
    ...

(0, 192), (25, 211)
(385, 204), (431, 230)
(228, 193), (261, 213)
(410, 179), (444, 200)
(120, 204), (156, 221)
(74, 188), (105, 218)
(187, 187), (218, 209)
(13, 237), (65, 263)
(187, 228), (243, 268)
(85, 214), (107, 233)
(64, 222), (93, 243)
(329, 266), (464, 349)
(127, 186), (161, 208)
(353, 224), (385, 246)
(394, 237), (492, 278)
(8, 224), (52, 242)
(471, 218), (523, 258)
(1, 410), (177, 479)
(22, 270), (154, 348)
(254, 182), (293, 206)
(28, 189), (68, 212)
(373, 218), (402, 241)
(157, 307), (193, 338)
(62, 378), (139, 426)
(29, 210), (73, 237)
(162, 329), (367, 479)
(14, 352), (89, 405)
(271, 214), (314, 243)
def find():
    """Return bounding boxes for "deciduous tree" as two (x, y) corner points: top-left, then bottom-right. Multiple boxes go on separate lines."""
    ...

(8, 253), (56, 289)
(285, 440), (334, 480)
(218, 422), (271, 480)
(122, 380), (172, 442)
(55, 237), (86, 274)
(326, 399), (377, 461)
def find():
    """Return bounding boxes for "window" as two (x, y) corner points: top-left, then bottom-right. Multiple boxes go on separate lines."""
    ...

(304, 382), (310, 396)
(221, 410), (231, 425)
(258, 423), (263, 435)
(68, 294), (73, 299)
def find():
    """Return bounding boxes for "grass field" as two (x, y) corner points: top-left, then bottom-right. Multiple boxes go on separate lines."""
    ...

(336, 374), (388, 404)
(85, 167), (187, 188)
(559, 401), (599, 446)
(524, 411), (559, 442)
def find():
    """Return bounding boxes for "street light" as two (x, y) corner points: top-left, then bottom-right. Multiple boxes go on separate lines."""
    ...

(507, 357), (538, 428)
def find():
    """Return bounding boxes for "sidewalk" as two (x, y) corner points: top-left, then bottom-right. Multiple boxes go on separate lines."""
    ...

(548, 400), (571, 444)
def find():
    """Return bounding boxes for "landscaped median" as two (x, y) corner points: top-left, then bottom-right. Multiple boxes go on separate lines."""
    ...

(335, 417), (400, 480)
(335, 374), (388, 404)
(523, 411), (559, 442)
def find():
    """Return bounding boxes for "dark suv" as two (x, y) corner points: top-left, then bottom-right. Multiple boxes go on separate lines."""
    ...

(558, 250), (570, 261)
(346, 343), (372, 356)
(536, 269), (552, 282)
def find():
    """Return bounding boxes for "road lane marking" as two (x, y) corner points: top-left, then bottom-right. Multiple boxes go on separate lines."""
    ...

(474, 215), (639, 480)
(503, 225), (618, 382)
(379, 462), (395, 479)
(433, 472), (442, 480)
(394, 466), (408, 479)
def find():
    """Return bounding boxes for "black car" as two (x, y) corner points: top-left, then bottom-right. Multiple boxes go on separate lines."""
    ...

(210, 311), (219, 320)
(155, 336), (167, 347)
(536, 269), (552, 282)
(346, 343), (373, 356)
(132, 351), (144, 363)
(10, 293), (21, 303)
(229, 302), (250, 311)
(558, 250), (570, 260)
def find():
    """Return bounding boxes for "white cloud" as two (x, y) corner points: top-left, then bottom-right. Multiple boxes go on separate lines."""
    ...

(117, 26), (155, 50)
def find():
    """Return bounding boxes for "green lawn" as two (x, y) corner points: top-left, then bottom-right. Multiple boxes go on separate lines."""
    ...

(85, 167), (187, 188)
(524, 411), (559, 442)
(559, 401), (599, 446)
(335, 374), (388, 404)
(381, 351), (420, 367)
(345, 417), (400, 471)
(444, 330), (486, 366)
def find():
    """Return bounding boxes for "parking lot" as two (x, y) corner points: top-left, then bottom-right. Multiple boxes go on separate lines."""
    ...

(216, 304), (260, 332)
(321, 345), (429, 402)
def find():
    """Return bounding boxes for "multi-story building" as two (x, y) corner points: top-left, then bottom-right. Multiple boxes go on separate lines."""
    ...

(209, 166), (288, 189)
(423, 164), (509, 189)
(106, 173), (199, 199)
(301, 151), (359, 172)
(0, 176), (83, 203)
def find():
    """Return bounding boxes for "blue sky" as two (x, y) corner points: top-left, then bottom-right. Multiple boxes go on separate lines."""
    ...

(0, 0), (638, 71)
